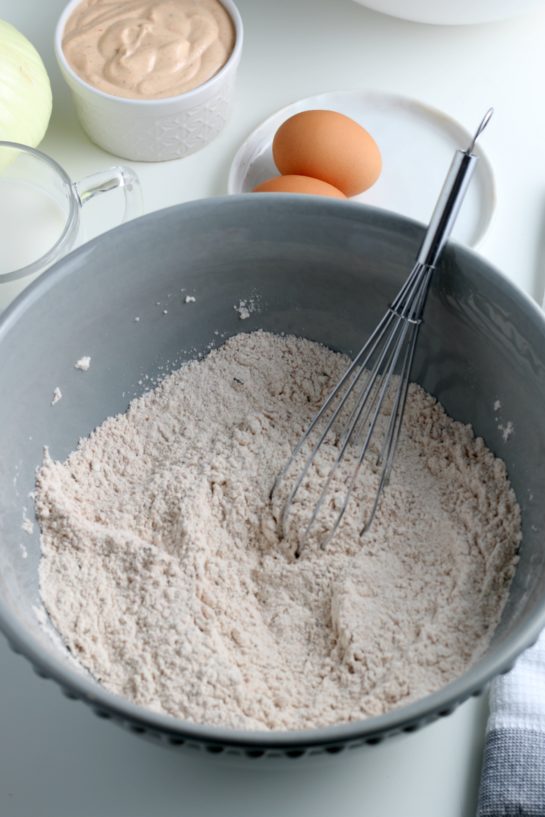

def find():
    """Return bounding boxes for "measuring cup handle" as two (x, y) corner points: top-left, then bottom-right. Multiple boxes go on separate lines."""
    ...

(73, 166), (143, 223)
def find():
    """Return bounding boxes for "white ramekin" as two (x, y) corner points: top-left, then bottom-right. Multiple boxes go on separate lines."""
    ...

(55, 0), (243, 162)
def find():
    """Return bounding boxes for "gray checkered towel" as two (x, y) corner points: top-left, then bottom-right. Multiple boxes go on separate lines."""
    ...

(478, 629), (545, 816)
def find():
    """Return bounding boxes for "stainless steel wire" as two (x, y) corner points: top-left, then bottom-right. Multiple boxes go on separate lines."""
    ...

(271, 108), (493, 556)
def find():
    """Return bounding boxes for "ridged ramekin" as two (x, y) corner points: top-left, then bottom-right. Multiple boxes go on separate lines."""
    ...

(55, 0), (243, 162)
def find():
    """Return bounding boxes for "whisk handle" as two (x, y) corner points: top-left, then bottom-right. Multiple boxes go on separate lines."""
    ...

(417, 108), (493, 267)
(416, 148), (478, 268)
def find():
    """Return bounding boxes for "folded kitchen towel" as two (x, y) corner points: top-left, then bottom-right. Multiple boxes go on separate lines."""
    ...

(478, 629), (545, 817)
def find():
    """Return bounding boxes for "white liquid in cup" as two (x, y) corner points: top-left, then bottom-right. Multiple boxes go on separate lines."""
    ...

(0, 180), (67, 276)
(0, 141), (142, 312)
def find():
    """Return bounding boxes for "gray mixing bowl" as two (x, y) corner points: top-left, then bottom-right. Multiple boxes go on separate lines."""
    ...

(1, 195), (545, 759)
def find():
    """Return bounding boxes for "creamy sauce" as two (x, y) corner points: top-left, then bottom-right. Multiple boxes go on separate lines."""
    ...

(62, 0), (235, 100)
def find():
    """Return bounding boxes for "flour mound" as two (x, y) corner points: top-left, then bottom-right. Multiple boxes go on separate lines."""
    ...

(36, 331), (520, 730)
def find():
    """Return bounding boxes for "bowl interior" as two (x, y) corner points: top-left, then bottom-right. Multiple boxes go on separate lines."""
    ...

(1, 195), (545, 746)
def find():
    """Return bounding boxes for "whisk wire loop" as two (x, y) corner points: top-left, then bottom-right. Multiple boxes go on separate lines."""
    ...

(297, 263), (434, 552)
(273, 309), (393, 526)
(272, 109), (493, 554)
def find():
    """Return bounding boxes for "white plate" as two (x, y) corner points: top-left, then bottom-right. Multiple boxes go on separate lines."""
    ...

(228, 90), (496, 247)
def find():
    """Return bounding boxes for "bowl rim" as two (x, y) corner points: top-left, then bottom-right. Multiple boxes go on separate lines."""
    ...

(54, 0), (244, 107)
(2, 194), (545, 750)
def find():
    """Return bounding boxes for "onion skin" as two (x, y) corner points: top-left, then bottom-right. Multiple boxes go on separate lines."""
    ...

(0, 19), (52, 148)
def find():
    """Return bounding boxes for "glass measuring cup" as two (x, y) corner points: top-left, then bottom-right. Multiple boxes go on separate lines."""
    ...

(0, 141), (142, 310)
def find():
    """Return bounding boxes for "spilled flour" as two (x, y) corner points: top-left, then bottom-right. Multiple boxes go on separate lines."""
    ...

(36, 332), (520, 730)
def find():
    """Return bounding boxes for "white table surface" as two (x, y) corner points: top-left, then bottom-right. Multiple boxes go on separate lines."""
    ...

(1, 1), (545, 814)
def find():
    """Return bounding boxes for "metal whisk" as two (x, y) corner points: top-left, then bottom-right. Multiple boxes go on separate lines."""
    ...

(272, 108), (494, 556)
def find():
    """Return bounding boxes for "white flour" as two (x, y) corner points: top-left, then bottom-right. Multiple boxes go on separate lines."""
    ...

(36, 332), (520, 730)
(74, 356), (91, 371)
(234, 296), (259, 320)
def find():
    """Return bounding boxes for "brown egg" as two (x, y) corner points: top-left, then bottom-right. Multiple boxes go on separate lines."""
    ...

(272, 110), (382, 197)
(252, 174), (347, 199)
